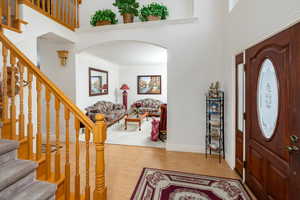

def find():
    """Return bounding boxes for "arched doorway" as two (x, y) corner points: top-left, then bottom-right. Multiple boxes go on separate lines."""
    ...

(77, 40), (168, 148)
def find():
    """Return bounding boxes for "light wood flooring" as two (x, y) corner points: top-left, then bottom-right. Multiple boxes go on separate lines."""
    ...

(106, 144), (240, 200)
(53, 143), (246, 200)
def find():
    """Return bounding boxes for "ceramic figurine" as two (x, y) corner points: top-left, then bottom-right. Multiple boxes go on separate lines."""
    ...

(209, 81), (220, 97)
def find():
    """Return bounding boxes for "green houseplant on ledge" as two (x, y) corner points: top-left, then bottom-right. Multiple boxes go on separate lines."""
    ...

(139, 2), (169, 22)
(90, 9), (118, 26)
(113, 0), (139, 23)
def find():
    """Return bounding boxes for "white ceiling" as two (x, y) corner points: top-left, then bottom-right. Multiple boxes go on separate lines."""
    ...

(84, 40), (168, 66)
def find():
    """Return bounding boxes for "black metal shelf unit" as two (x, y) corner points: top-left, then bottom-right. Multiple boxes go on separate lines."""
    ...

(205, 91), (225, 163)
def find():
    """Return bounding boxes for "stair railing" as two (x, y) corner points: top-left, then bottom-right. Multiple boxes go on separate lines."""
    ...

(0, 0), (23, 33)
(0, 32), (107, 200)
(19, 0), (80, 31)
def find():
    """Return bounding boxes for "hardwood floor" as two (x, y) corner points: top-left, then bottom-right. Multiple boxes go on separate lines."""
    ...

(56, 142), (243, 199)
(105, 144), (240, 200)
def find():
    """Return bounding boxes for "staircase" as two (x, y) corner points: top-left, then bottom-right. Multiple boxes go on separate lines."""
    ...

(0, 1), (107, 200)
(0, 139), (57, 200)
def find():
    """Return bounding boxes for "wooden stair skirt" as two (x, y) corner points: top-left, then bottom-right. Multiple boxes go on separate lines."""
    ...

(0, 31), (107, 200)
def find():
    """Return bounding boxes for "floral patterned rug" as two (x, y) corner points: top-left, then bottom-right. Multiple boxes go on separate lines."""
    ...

(131, 168), (251, 200)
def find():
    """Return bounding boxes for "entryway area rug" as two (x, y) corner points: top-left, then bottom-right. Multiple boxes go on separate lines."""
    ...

(131, 168), (251, 200)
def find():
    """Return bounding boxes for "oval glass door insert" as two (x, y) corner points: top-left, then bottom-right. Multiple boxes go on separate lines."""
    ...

(257, 59), (279, 139)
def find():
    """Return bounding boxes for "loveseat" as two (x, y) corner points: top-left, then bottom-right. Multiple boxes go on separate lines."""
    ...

(131, 98), (163, 117)
(85, 101), (126, 126)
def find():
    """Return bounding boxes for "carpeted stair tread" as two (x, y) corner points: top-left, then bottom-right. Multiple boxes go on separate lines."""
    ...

(0, 172), (35, 200)
(0, 159), (37, 191)
(0, 140), (19, 155)
(0, 149), (17, 166)
(10, 181), (57, 200)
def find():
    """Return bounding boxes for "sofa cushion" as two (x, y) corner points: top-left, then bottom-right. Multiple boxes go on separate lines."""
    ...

(104, 102), (114, 111)
(93, 101), (114, 113)
(135, 98), (162, 109)
(132, 99), (163, 116)
(114, 104), (125, 110)
(93, 102), (106, 113)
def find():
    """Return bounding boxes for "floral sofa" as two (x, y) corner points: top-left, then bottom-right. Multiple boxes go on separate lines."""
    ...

(85, 101), (126, 126)
(131, 98), (163, 117)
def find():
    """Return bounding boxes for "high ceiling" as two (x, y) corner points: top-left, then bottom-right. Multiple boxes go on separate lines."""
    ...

(84, 40), (168, 66)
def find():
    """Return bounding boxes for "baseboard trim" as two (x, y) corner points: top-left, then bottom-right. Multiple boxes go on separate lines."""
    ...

(166, 143), (205, 154)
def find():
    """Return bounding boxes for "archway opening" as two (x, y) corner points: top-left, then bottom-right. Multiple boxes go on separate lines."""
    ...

(77, 40), (168, 148)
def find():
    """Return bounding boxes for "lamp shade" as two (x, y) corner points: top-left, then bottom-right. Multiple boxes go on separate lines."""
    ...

(120, 84), (130, 90)
(102, 84), (108, 90)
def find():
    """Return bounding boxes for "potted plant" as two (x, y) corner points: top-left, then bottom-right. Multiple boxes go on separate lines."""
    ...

(139, 2), (169, 22)
(113, 0), (139, 23)
(90, 9), (118, 26)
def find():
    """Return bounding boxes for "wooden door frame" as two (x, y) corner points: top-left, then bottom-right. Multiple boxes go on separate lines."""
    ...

(235, 53), (245, 178)
(288, 22), (300, 200)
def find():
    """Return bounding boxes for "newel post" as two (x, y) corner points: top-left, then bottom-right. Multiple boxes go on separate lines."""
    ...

(93, 114), (107, 200)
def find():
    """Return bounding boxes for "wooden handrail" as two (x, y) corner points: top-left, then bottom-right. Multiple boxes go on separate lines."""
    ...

(0, 33), (94, 129)
(20, 0), (80, 31)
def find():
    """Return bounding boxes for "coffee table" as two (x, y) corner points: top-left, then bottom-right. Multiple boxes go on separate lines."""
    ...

(125, 112), (148, 131)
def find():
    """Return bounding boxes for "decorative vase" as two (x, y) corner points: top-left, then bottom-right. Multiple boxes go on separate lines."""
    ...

(147, 15), (161, 21)
(96, 20), (112, 26)
(123, 13), (134, 23)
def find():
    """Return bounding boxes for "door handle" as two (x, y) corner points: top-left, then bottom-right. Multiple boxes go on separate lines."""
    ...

(287, 145), (300, 153)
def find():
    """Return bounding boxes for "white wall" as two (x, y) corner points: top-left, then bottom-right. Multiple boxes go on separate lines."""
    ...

(79, 0), (194, 29)
(223, 0), (300, 168)
(38, 38), (77, 102)
(75, 52), (120, 111)
(37, 38), (77, 140)
(77, 0), (227, 159)
(118, 64), (167, 107)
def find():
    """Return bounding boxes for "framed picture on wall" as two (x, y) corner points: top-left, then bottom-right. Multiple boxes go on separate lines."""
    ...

(89, 67), (108, 96)
(137, 75), (161, 95)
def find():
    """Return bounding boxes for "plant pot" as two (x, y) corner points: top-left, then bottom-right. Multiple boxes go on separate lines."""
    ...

(147, 15), (161, 21)
(123, 13), (134, 23)
(96, 20), (112, 26)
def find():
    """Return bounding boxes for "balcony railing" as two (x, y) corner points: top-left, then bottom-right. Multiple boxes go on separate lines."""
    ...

(20, 0), (80, 31)
(0, 0), (23, 32)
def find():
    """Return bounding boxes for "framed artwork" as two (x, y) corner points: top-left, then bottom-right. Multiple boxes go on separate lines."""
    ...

(137, 75), (161, 95)
(89, 67), (108, 96)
